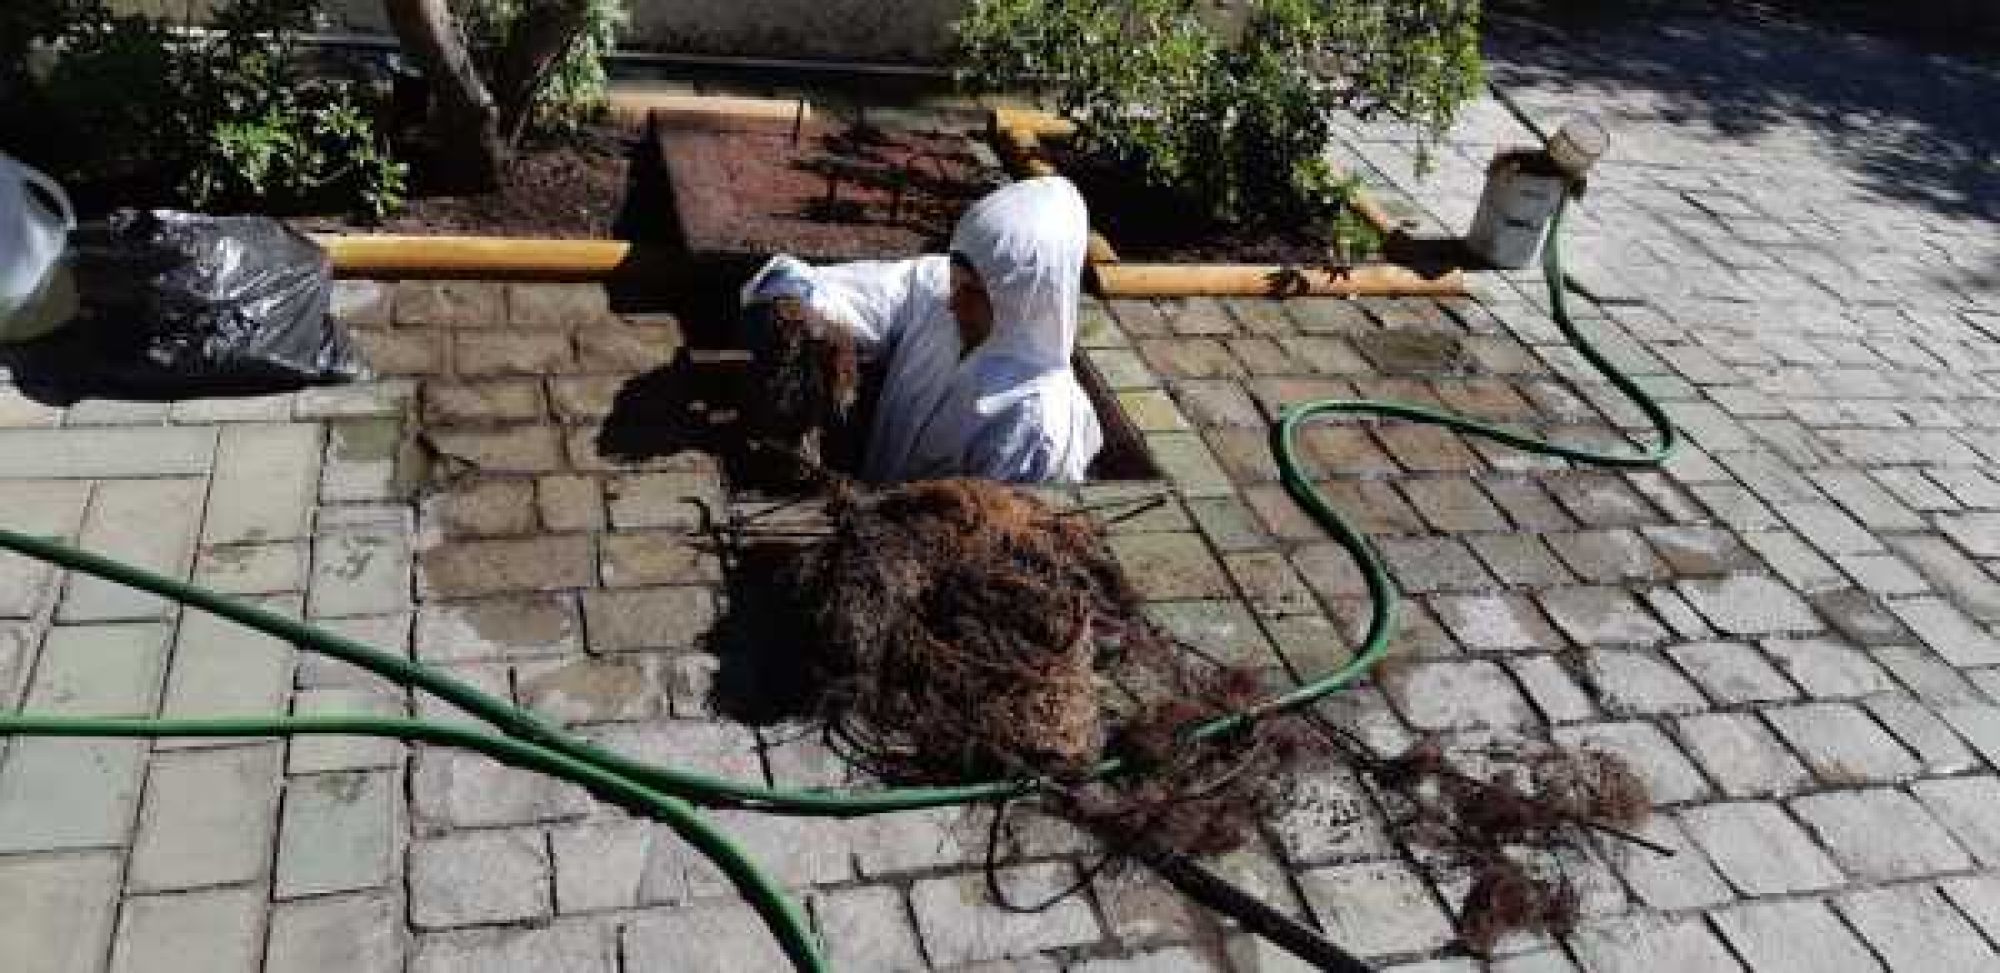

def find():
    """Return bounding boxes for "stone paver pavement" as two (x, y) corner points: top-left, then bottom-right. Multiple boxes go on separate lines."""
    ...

(5, 7), (2000, 971)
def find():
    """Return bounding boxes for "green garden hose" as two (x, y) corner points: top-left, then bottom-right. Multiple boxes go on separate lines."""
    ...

(0, 712), (827, 973)
(0, 88), (1674, 970)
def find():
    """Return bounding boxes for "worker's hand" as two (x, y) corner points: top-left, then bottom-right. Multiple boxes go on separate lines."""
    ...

(740, 254), (816, 307)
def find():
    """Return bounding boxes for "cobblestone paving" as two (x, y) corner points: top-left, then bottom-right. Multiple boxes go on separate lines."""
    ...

(6, 10), (2000, 973)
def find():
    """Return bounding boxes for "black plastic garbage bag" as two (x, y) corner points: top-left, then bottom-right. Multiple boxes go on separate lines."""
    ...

(64, 209), (369, 389)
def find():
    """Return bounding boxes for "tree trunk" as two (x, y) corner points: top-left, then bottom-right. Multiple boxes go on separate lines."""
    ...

(384, 0), (507, 189)
(493, 0), (596, 147)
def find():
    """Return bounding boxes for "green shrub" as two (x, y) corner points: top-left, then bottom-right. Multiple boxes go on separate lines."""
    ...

(956, 0), (1484, 229)
(189, 94), (408, 222)
(454, 0), (626, 133)
(1, 0), (406, 220)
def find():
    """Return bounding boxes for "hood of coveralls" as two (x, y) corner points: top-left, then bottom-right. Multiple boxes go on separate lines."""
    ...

(947, 176), (1089, 374)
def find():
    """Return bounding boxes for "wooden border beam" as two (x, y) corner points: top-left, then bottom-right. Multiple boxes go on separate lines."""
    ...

(1095, 262), (1465, 299)
(313, 235), (655, 280)
(609, 92), (812, 130)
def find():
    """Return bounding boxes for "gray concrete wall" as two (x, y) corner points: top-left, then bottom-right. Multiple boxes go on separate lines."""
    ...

(117, 0), (1257, 64)
(625, 0), (967, 62)
(113, 0), (1258, 65)
(301, 0), (970, 63)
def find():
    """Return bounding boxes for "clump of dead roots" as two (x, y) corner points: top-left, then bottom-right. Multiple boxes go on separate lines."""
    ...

(1367, 737), (1652, 955)
(783, 477), (1659, 954)
(743, 296), (861, 469)
(789, 478), (1312, 857)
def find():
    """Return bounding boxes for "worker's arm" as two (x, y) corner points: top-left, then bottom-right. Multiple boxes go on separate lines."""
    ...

(741, 254), (928, 362)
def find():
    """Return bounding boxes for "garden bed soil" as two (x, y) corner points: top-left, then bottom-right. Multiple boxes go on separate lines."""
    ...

(289, 130), (637, 239)
(1047, 145), (1382, 266)
(657, 120), (1003, 263)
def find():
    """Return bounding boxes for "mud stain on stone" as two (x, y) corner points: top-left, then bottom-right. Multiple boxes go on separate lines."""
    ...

(518, 658), (657, 721)
(1355, 330), (1471, 375)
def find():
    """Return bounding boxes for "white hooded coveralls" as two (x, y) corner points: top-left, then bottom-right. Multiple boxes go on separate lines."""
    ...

(741, 176), (1104, 484)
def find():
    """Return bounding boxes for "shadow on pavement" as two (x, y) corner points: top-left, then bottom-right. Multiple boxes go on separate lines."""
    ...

(1488, 1), (2000, 226)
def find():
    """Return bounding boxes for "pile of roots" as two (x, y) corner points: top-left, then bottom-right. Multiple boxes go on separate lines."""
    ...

(781, 477), (1659, 950)
(789, 478), (1313, 855)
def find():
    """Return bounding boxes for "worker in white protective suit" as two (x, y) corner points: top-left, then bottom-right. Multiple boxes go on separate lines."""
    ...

(740, 176), (1104, 484)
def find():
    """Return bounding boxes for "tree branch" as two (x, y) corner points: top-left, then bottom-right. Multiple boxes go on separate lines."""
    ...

(384, 0), (505, 186)
(493, 0), (595, 147)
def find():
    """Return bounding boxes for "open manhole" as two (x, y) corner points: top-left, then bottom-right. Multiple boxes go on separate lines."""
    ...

(705, 348), (1160, 489)
(1072, 351), (1160, 480)
(642, 116), (1156, 486)
(622, 293), (1158, 492)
